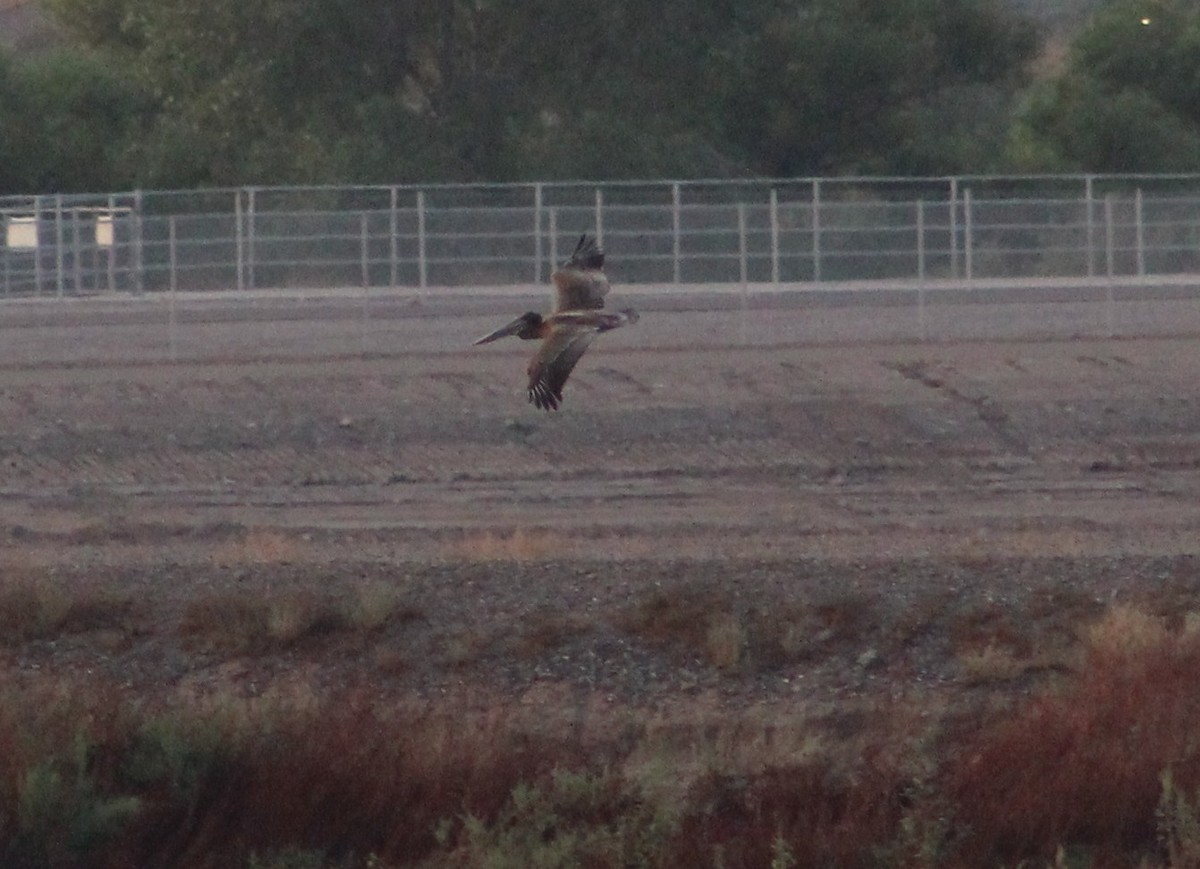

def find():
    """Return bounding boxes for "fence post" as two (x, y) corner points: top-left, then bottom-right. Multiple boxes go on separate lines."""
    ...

(1104, 193), (1115, 279)
(769, 188), (780, 284)
(737, 202), (748, 287)
(1085, 175), (1095, 277)
(71, 208), (82, 296)
(107, 194), (117, 293)
(533, 182), (544, 284)
(54, 194), (64, 298)
(30, 196), (43, 295)
(389, 185), (399, 288)
(417, 189), (428, 292)
(360, 212), (370, 289)
(1135, 187), (1145, 276)
(738, 201), (749, 345)
(1104, 193), (1115, 337)
(133, 189), (144, 296)
(90, 217), (97, 293)
(949, 177), (959, 279)
(916, 199), (926, 283)
(811, 178), (821, 282)
(235, 190), (245, 292)
(917, 199), (927, 341)
(168, 215), (178, 361)
(360, 212), (370, 354)
(594, 188), (604, 246)
(671, 182), (681, 283)
(247, 186), (257, 290)
(963, 187), (974, 282)
(549, 208), (559, 270)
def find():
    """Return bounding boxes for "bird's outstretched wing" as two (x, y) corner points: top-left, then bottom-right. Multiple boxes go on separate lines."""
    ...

(551, 234), (609, 313)
(526, 325), (597, 410)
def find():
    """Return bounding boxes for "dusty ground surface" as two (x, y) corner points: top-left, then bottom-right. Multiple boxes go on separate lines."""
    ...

(2, 289), (1200, 728)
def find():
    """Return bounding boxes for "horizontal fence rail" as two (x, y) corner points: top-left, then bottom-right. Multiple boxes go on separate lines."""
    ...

(3, 176), (1200, 298)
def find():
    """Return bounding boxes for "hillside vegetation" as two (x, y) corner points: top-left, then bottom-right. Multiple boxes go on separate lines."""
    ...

(0, 0), (1192, 192)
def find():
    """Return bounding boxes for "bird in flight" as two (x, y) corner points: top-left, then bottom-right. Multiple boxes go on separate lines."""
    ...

(473, 234), (638, 410)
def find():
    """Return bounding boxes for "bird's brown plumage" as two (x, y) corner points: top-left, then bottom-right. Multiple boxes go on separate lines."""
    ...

(526, 325), (597, 411)
(551, 234), (610, 313)
(473, 234), (637, 411)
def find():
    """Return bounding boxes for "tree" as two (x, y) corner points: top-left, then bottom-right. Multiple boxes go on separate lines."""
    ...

(0, 52), (38, 193)
(46, 0), (441, 184)
(0, 48), (146, 194)
(719, 0), (1039, 176)
(1009, 0), (1200, 172)
(32, 0), (1043, 188)
(44, 0), (774, 185)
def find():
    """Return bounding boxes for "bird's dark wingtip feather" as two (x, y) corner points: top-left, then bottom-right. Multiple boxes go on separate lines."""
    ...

(567, 233), (604, 271)
(528, 384), (560, 411)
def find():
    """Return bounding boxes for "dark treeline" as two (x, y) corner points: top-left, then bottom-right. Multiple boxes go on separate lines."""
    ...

(1, 0), (1197, 194)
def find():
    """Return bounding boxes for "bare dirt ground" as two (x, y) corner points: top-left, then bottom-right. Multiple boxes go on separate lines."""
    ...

(3, 289), (1200, 728)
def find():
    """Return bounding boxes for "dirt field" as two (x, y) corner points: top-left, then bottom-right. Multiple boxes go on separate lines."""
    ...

(3, 288), (1200, 715)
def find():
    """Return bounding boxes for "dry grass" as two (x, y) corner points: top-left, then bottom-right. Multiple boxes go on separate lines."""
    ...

(616, 583), (884, 673)
(615, 584), (739, 668)
(266, 591), (342, 645)
(177, 582), (416, 656)
(512, 608), (593, 661)
(946, 598), (1029, 654)
(343, 580), (408, 631)
(942, 526), (1103, 561)
(667, 763), (908, 869)
(451, 528), (561, 561)
(211, 529), (309, 567)
(0, 570), (138, 644)
(178, 593), (271, 654)
(704, 611), (747, 671)
(179, 591), (345, 654)
(943, 605), (1200, 866)
(956, 642), (1074, 687)
(1085, 603), (1173, 657)
(0, 573), (71, 641)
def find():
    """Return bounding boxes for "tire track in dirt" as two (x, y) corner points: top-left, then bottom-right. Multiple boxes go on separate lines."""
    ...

(884, 359), (1030, 454)
(585, 366), (656, 396)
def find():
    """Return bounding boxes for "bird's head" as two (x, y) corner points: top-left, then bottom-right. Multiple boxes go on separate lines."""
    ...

(472, 311), (544, 344)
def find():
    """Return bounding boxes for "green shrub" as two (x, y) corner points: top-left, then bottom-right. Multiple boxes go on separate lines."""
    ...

(432, 768), (677, 868)
(8, 733), (141, 868)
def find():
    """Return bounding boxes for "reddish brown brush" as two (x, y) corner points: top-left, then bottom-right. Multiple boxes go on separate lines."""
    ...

(945, 608), (1200, 866)
(665, 759), (908, 869)
(11, 603), (1200, 867)
(116, 695), (575, 868)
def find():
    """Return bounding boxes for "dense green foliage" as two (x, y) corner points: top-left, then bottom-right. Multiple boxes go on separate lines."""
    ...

(721, 0), (1038, 175)
(0, 0), (1196, 193)
(0, 48), (147, 192)
(37, 0), (782, 185)
(1011, 0), (1200, 171)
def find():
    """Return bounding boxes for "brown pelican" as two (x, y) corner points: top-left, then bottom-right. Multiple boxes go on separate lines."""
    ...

(473, 234), (638, 410)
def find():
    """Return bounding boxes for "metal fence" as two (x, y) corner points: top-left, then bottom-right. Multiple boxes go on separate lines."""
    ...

(4, 175), (1200, 297)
